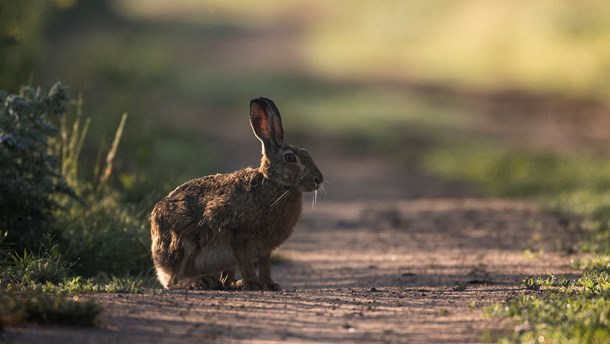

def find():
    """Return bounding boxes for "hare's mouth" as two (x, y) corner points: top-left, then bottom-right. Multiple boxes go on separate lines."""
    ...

(297, 185), (317, 192)
(297, 179), (322, 193)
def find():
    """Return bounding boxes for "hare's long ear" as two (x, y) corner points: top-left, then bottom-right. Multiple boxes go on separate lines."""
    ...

(249, 97), (284, 153)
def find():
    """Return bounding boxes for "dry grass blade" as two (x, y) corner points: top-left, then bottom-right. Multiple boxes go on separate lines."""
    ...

(99, 113), (128, 185)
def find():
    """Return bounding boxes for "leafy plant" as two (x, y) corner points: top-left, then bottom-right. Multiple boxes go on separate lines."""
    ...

(0, 83), (77, 252)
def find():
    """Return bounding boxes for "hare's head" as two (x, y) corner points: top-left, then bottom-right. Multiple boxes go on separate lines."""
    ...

(250, 97), (323, 192)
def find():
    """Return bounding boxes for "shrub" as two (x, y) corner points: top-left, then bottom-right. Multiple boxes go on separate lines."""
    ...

(0, 83), (76, 252)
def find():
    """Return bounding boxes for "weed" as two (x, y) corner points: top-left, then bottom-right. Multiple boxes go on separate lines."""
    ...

(452, 282), (467, 291)
(58, 197), (152, 277)
(522, 277), (542, 291)
(38, 276), (159, 295)
(6, 235), (71, 285)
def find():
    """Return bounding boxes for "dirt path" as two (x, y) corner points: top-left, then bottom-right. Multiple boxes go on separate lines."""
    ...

(5, 198), (576, 343)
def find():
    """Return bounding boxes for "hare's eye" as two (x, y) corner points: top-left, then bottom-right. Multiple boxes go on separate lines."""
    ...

(284, 152), (297, 163)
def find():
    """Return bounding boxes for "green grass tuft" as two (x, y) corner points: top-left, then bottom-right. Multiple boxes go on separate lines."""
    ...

(488, 265), (610, 343)
(522, 278), (541, 291)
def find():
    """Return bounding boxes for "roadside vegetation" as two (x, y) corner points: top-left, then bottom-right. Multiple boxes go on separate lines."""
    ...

(0, 83), (159, 329)
(424, 143), (610, 343)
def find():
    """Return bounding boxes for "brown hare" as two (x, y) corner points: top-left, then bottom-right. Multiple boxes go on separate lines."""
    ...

(150, 97), (323, 291)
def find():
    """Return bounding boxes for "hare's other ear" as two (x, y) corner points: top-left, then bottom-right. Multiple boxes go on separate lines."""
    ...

(249, 97), (284, 152)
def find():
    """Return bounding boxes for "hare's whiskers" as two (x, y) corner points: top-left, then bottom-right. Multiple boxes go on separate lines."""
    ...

(312, 190), (318, 209)
(269, 188), (292, 212)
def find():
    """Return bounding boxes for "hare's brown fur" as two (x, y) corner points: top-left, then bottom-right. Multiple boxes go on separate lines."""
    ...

(150, 98), (322, 290)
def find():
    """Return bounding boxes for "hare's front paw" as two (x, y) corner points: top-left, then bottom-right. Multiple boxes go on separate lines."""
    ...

(265, 282), (282, 291)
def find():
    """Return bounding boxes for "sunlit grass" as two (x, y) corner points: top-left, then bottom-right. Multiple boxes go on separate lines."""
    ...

(424, 143), (610, 198)
(287, 89), (470, 138)
(122, 0), (610, 103)
(303, 1), (610, 102)
(486, 261), (610, 343)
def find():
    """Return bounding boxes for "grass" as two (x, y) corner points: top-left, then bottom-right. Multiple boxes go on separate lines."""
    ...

(423, 142), (610, 198)
(423, 141), (610, 343)
(0, 271), (156, 328)
(0, 247), (157, 329)
(0, 218), (159, 328)
(0, 85), (162, 330)
(485, 259), (610, 343)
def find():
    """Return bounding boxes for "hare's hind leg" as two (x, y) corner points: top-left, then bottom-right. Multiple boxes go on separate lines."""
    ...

(167, 241), (225, 290)
(152, 228), (224, 290)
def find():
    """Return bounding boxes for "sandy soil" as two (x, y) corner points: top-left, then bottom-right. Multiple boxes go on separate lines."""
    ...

(4, 196), (577, 343)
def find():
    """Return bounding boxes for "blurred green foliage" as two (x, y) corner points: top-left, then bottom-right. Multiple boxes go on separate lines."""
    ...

(302, 0), (610, 102)
(117, 0), (610, 103)
(0, 1), (49, 91)
(424, 144), (610, 198)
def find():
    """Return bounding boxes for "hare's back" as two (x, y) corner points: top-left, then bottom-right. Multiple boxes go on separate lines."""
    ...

(152, 168), (263, 230)
(167, 168), (262, 199)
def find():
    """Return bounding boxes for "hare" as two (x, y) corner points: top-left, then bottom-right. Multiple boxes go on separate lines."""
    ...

(150, 97), (323, 291)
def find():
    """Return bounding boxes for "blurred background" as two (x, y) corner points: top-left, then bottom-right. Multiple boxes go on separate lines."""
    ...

(3, 0), (610, 202)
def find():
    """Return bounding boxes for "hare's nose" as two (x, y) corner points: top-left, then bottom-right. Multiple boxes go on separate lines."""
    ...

(314, 177), (322, 186)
